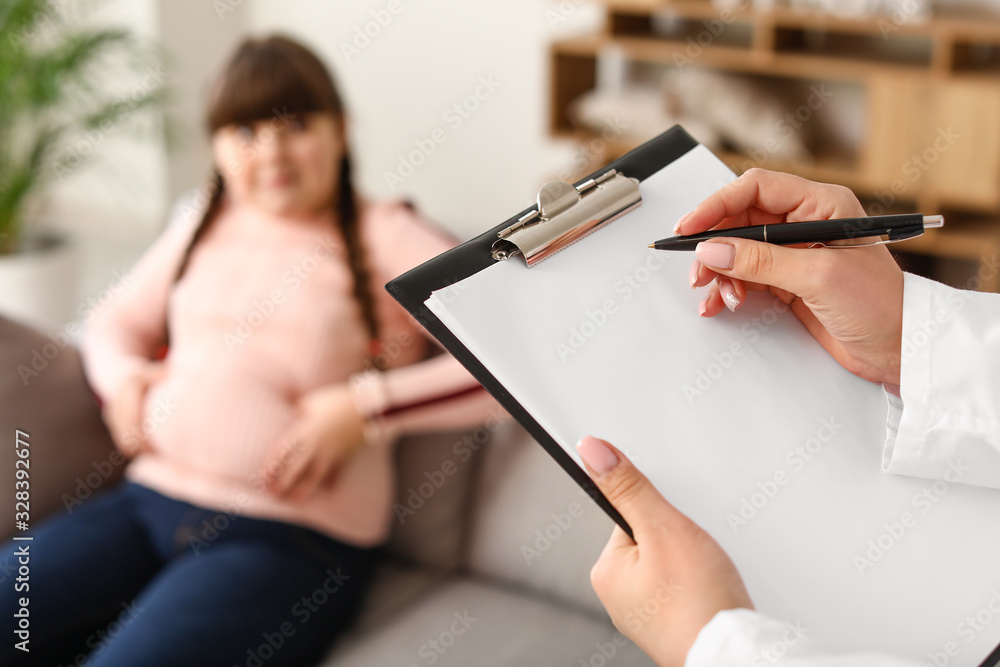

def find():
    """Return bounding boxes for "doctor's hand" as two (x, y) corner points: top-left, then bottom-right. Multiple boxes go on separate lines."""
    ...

(577, 435), (753, 667)
(680, 168), (904, 391)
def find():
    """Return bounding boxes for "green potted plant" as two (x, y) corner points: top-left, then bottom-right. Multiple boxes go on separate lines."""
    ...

(0, 0), (166, 330)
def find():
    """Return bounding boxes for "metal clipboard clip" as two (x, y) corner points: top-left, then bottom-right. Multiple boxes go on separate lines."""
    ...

(491, 169), (642, 267)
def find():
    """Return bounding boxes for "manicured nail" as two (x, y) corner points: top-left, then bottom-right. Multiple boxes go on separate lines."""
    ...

(673, 211), (693, 234)
(698, 298), (708, 317)
(695, 242), (735, 270)
(577, 436), (619, 476)
(720, 279), (741, 312)
(689, 259), (700, 287)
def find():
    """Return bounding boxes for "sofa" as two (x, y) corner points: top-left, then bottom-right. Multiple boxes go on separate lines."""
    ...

(0, 314), (655, 666)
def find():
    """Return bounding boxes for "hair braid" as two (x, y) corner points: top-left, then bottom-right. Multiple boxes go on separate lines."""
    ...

(336, 153), (380, 347)
(175, 171), (226, 282)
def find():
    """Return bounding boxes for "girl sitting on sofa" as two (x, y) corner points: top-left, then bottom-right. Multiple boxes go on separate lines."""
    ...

(0, 34), (499, 667)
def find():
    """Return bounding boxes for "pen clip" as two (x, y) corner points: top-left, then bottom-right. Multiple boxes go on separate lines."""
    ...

(807, 234), (918, 249)
(808, 216), (940, 248)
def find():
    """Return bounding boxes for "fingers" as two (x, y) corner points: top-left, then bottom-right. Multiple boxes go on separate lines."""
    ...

(692, 260), (771, 295)
(260, 432), (345, 501)
(292, 459), (341, 501)
(694, 258), (802, 321)
(675, 168), (865, 236)
(693, 238), (816, 299)
(577, 436), (686, 540)
(261, 435), (309, 497)
(677, 169), (808, 234)
(106, 374), (150, 455)
(679, 169), (869, 318)
(117, 426), (151, 457)
(717, 278), (744, 313)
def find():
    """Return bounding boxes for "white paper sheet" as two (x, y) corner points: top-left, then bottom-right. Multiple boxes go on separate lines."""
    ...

(426, 145), (1000, 662)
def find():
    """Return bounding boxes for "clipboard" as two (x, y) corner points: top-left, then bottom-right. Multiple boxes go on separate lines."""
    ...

(387, 126), (1000, 665)
(387, 126), (699, 533)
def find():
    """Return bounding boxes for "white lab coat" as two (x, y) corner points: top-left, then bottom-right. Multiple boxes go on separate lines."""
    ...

(685, 272), (1000, 667)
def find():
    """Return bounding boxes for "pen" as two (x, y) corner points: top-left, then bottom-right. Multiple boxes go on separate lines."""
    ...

(648, 213), (944, 251)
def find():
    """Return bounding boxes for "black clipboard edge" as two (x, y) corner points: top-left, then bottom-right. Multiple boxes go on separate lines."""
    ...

(386, 126), (700, 540)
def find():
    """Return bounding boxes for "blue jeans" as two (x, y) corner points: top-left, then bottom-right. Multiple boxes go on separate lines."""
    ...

(0, 482), (380, 667)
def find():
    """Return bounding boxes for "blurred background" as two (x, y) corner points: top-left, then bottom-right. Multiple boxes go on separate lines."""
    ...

(5, 3), (1000, 665)
(1, 0), (602, 332)
(4, 0), (1000, 329)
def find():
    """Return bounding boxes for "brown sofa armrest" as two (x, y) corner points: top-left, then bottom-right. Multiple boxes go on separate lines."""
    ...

(0, 316), (122, 541)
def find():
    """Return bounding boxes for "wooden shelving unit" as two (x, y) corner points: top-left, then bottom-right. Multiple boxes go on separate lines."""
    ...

(550, 0), (1000, 290)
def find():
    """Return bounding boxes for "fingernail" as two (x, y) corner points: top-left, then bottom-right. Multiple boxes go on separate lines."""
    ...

(577, 436), (619, 476)
(673, 211), (693, 234)
(698, 298), (708, 317)
(689, 259), (700, 287)
(720, 279), (741, 312)
(695, 242), (735, 270)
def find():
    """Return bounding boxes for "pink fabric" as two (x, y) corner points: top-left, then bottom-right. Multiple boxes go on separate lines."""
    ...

(80, 197), (502, 546)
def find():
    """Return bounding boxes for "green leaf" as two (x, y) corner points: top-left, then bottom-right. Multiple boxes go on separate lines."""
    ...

(0, 0), (168, 252)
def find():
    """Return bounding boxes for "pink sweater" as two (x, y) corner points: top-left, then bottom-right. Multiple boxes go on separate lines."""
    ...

(81, 197), (502, 546)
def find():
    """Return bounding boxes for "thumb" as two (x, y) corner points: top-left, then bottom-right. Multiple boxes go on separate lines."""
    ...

(577, 435), (685, 539)
(694, 238), (812, 298)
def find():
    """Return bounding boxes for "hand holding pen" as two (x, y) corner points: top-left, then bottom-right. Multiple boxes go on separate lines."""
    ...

(669, 168), (907, 392)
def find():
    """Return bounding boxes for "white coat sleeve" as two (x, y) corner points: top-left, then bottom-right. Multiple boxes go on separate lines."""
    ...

(685, 609), (921, 667)
(882, 272), (1000, 488)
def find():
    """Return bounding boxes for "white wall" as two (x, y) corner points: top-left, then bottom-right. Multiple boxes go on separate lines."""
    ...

(246, 0), (602, 239)
(157, 0), (250, 206)
(37, 0), (168, 240)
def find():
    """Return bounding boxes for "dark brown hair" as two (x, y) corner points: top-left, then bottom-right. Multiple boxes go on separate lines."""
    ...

(175, 34), (378, 343)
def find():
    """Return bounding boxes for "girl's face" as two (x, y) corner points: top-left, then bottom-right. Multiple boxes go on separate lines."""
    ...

(212, 112), (343, 218)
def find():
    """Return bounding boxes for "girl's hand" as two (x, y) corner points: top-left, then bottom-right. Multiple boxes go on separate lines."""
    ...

(260, 384), (366, 501)
(102, 362), (165, 457)
(578, 436), (753, 667)
(682, 168), (904, 390)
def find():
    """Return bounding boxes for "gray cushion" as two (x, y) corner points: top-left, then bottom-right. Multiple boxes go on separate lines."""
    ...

(465, 424), (616, 617)
(323, 576), (655, 667)
(0, 315), (121, 541)
(386, 427), (487, 571)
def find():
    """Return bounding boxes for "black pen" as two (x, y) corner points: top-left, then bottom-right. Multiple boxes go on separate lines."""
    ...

(648, 213), (944, 251)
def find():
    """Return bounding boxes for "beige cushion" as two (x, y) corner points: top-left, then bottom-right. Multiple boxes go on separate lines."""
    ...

(351, 561), (448, 634)
(324, 576), (655, 667)
(464, 423), (616, 617)
(0, 316), (121, 541)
